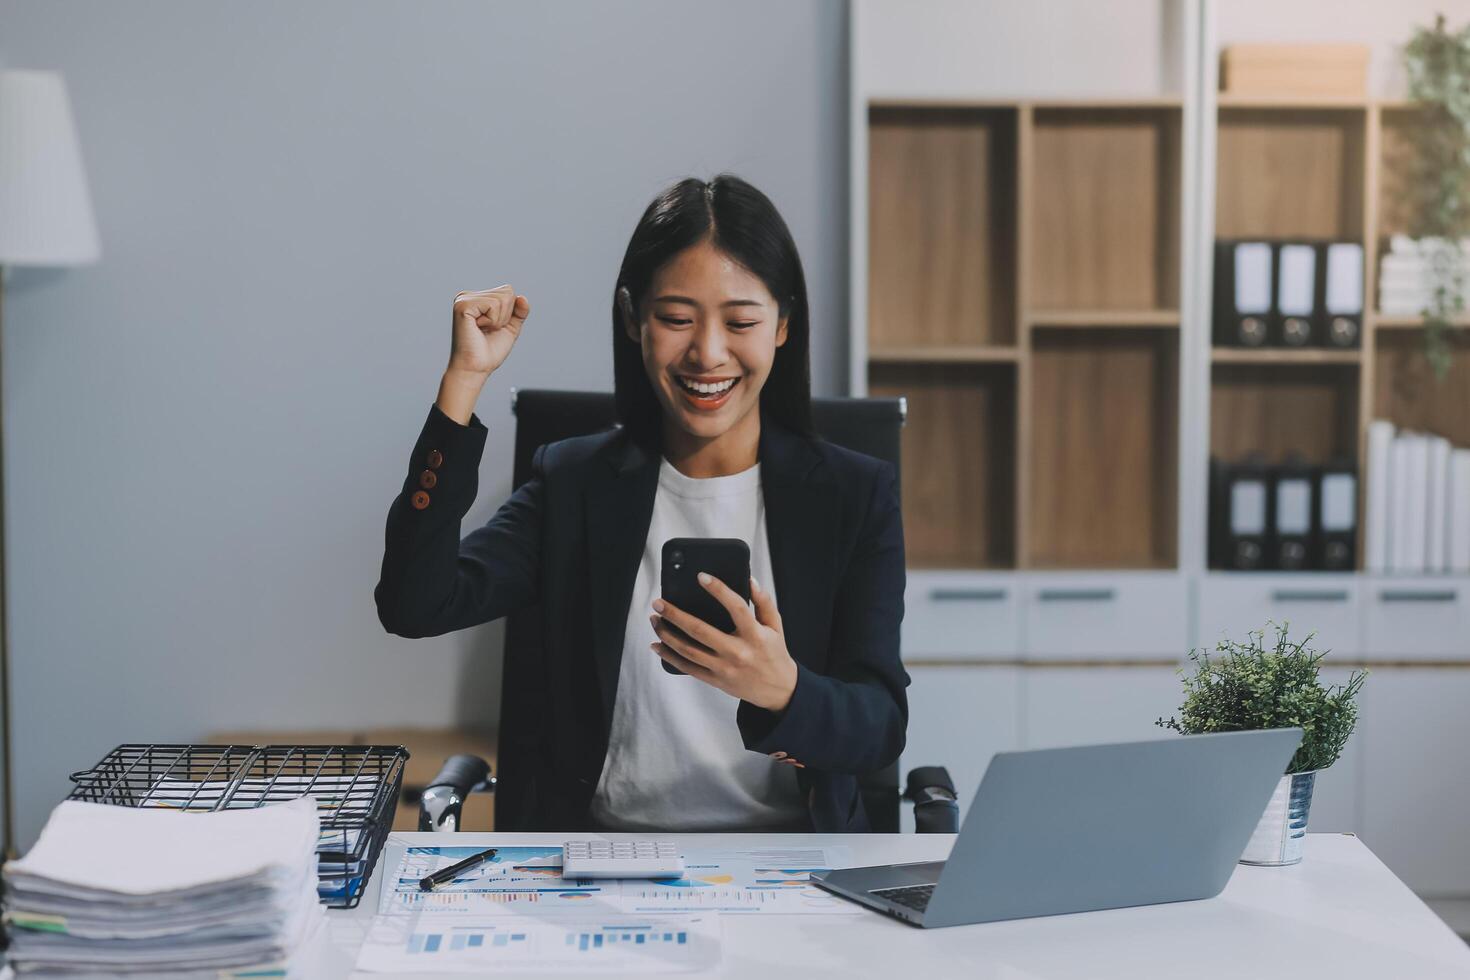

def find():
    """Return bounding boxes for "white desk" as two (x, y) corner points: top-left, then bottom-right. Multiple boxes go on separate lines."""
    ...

(315, 831), (1470, 979)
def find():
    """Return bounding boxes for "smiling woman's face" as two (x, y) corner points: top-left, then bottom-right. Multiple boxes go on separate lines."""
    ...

(624, 238), (788, 446)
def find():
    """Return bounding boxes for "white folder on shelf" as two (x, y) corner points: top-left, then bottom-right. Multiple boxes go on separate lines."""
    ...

(1427, 436), (1452, 574)
(1234, 242), (1272, 315)
(1450, 449), (1470, 575)
(1365, 420), (1395, 574)
(1324, 242), (1364, 318)
(1401, 435), (1430, 574)
(1389, 433), (1412, 573)
(1277, 244), (1316, 320)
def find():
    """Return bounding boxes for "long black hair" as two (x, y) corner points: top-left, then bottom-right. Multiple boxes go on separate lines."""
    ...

(612, 174), (813, 451)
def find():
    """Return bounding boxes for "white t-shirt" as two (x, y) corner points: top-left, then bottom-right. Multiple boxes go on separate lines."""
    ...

(589, 458), (806, 831)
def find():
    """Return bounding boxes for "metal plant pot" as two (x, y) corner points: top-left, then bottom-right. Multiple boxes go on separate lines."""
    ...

(1240, 770), (1317, 866)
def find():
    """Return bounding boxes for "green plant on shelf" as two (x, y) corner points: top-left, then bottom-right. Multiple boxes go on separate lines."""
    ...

(1402, 15), (1470, 378)
(1157, 623), (1367, 775)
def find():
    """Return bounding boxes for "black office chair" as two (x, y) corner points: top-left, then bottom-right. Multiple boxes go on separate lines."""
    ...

(419, 389), (958, 836)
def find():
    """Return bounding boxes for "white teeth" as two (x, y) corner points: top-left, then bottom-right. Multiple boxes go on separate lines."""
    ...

(679, 377), (737, 396)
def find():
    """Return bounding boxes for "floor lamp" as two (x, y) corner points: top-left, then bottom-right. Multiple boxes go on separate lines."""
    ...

(0, 68), (101, 857)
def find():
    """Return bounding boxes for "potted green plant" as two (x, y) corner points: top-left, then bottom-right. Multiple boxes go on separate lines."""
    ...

(1157, 624), (1367, 866)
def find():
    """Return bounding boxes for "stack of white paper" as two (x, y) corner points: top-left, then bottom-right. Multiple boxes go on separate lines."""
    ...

(1365, 419), (1470, 575)
(2, 795), (324, 978)
(1378, 235), (1470, 315)
(149, 775), (378, 902)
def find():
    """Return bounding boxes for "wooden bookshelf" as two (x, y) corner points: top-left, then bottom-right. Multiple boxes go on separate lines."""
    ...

(863, 100), (1183, 569)
(1208, 97), (1469, 570)
(1209, 101), (1369, 566)
(859, 89), (1464, 574)
(847, 6), (1470, 916)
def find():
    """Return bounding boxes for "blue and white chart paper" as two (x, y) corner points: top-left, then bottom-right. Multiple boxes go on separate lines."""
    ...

(354, 915), (721, 974)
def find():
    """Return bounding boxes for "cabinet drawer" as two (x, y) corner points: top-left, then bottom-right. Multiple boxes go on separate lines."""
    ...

(1023, 573), (1188, 659)
(1196, 574), (1361, 657)
(1362, 577), (1470, 659)
(901, 571), (1020, 659)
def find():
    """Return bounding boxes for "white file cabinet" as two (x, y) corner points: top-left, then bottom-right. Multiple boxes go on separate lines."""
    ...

(892, 566), (1468, 899)
(898, 665), (1021, 834)
(1362, 577), (1470, 659)
(901, 571), (1021, 659)
(1195, 573), (1363, 657)
(1023, 572), (1189, 659)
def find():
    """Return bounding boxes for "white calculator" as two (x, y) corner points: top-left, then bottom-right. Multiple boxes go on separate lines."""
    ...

(561, 840), (684, 879)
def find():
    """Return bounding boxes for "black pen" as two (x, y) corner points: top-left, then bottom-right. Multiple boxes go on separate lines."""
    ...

(419, 847), (498, 891)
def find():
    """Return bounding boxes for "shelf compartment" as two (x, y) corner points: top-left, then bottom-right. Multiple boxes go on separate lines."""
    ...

(1210, 362), (1360, 465)
(1027, 328), (1179, 569)
(1378, 104), (1470, 240)
(870, 362), (1016, 569)
(1216, 107), (1365, 240)
(1372, 329), (1470, 447)
(868, 106), (1018, 350)
(1028, 107), (1182, 312)
(1379, 106), (1427, 239)
(1211, 347), (1362, 365)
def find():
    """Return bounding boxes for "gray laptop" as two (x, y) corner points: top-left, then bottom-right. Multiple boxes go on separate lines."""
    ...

(812, 728), (1302, 928)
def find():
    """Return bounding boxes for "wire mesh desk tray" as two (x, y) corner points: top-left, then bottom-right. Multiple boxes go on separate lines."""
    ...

(67, 743), (409, 909)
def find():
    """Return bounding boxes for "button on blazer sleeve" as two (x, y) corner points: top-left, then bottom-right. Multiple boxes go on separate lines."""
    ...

(375, 403), (544, 638)
(736, 460), (908, 774)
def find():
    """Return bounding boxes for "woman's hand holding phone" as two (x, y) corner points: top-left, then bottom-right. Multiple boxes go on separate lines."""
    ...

(436, 285), (532, 425)
(650, 575), (799, 715)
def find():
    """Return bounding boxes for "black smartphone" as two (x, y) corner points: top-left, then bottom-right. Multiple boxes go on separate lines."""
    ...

(658, 537), (751, 675)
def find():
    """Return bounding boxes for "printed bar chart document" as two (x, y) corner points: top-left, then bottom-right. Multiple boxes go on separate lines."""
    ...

(354, 914), (721, 974)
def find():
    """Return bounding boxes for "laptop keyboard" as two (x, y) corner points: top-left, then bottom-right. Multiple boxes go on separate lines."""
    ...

(871, 882), (935, 912)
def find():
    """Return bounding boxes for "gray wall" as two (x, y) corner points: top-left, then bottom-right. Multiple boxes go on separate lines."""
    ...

(0, 0), (848, 848)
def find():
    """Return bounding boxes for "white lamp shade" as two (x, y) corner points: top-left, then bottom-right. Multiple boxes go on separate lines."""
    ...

(0, 69), (100, 266)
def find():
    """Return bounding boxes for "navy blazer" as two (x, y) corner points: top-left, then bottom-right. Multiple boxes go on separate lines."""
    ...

(375, 404), (909, 832)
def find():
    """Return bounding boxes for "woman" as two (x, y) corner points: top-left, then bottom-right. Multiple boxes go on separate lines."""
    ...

(375, 174), (907, 833)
